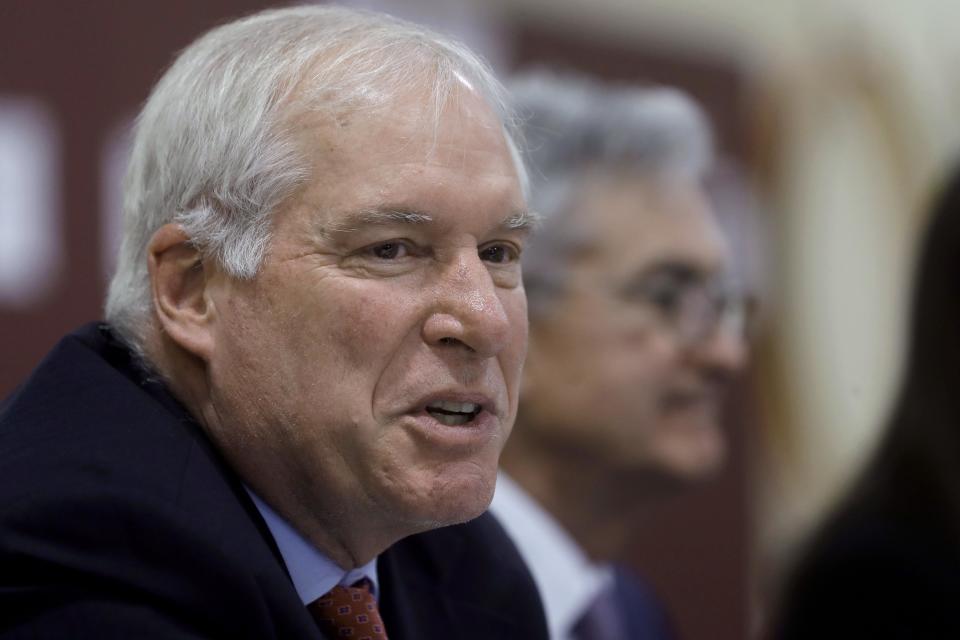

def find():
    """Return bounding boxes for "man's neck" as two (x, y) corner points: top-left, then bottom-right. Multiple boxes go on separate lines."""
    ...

(247, 488), (380, 604)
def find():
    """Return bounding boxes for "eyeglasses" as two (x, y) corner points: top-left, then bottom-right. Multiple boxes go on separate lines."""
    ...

(614, 267), (754, 347)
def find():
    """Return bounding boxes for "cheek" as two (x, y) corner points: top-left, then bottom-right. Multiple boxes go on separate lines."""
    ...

(502, 293), (529, 379)
(616, 326), (675, 371)
(555, 329), (669, 422)
(318, 286), (420, 370)
(214, 294), (284, 378)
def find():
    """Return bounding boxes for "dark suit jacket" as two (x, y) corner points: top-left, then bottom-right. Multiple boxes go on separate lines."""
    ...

(0, 324), (548, 639)
(611, 565), (675, 640)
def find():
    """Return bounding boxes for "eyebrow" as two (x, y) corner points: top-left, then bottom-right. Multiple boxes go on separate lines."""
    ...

(315, 207), (429, 237)
(616, 261), (703, 291)
(320, 206), (541, 236)
(357, 207), (433, 226)
(628, 260), (739, 293)
(504, 209), (542, 232)
(641, 261), (703, 282)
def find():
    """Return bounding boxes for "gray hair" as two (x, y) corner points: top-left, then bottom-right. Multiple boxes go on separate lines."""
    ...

(105, 4), (526, 359)
(510, 71), (714, 316)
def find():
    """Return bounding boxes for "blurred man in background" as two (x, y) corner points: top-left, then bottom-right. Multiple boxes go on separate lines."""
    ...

(490, 72), (751, 639)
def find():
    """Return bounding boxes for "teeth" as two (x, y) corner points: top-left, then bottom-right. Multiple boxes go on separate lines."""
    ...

(427, 401), (479, 414)
(433, 413), (472, 427)
(425, 400), (481, 426)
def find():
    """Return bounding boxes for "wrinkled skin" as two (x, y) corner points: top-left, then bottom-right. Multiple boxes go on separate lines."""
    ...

(176, 82), (529, 567)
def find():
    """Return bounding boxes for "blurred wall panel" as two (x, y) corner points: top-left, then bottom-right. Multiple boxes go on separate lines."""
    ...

(0, 0), (274, 396)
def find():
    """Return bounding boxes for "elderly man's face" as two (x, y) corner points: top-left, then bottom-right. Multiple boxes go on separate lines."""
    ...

(522, 171), (746, 482)
(202, 84), (528, 544)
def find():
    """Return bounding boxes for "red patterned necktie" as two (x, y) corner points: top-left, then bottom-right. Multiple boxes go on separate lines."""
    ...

(309, 578), (389, 640)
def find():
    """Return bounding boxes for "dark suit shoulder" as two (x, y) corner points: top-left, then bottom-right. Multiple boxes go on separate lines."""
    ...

(0, 325), (316, 639)
(0, 325), (249, 550)
(612, 565), (675, 640)
(379, 511), (549, 640)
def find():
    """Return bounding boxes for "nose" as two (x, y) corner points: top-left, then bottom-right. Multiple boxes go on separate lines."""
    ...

(691, 322), (749, 376)
(422, 251), (513, 358)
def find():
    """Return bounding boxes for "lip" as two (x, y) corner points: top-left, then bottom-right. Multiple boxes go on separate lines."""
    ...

(662, 387), (721, 411)
(414, 391), (498, 416)
(399, 390), (502, 450)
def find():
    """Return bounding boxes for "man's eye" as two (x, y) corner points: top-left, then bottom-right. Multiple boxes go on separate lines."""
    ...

(479, 243), (518, 264)
(370, 242), (409, 260)
(622, 278), (684, 314)
(646, 286), (683, 313)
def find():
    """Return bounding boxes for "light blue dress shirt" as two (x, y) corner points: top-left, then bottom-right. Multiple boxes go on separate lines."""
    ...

(246, 489), (379, 605)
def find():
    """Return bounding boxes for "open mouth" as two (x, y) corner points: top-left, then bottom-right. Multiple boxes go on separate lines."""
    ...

(425, 401), (482, 426)
(664, 387), (718, 409)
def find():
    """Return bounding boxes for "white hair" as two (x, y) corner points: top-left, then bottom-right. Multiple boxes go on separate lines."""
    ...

(509, 71), (715, 316)
(105, 4), (526, 360)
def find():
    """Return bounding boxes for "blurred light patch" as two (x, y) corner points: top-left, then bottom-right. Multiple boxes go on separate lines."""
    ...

(0, 98), (61, 308)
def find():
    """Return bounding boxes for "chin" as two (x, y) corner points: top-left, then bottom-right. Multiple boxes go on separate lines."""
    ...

(400, 465), (497, 529)
(665, 436), (727, 481)
(657, 411), (728, 474)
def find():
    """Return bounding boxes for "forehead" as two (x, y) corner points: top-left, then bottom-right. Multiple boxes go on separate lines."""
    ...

(568, 169), (728, 277)
(287, 81), (524, 229)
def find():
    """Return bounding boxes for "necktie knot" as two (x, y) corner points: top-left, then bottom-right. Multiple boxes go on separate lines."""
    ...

(309, 578), (389, 639)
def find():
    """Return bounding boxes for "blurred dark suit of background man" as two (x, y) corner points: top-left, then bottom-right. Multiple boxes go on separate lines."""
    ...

(0, 6), (548, 639)
(490, 72), (751, 640)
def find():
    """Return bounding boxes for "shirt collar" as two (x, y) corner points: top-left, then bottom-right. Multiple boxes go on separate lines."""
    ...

(490, 471), (613, 640)
(246, 489), (379, 605)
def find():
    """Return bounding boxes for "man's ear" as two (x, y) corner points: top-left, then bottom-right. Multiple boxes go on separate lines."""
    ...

(147, 223), (216, 361)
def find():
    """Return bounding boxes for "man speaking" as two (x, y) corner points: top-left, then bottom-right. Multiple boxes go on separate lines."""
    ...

(0, 6), (545, 639)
